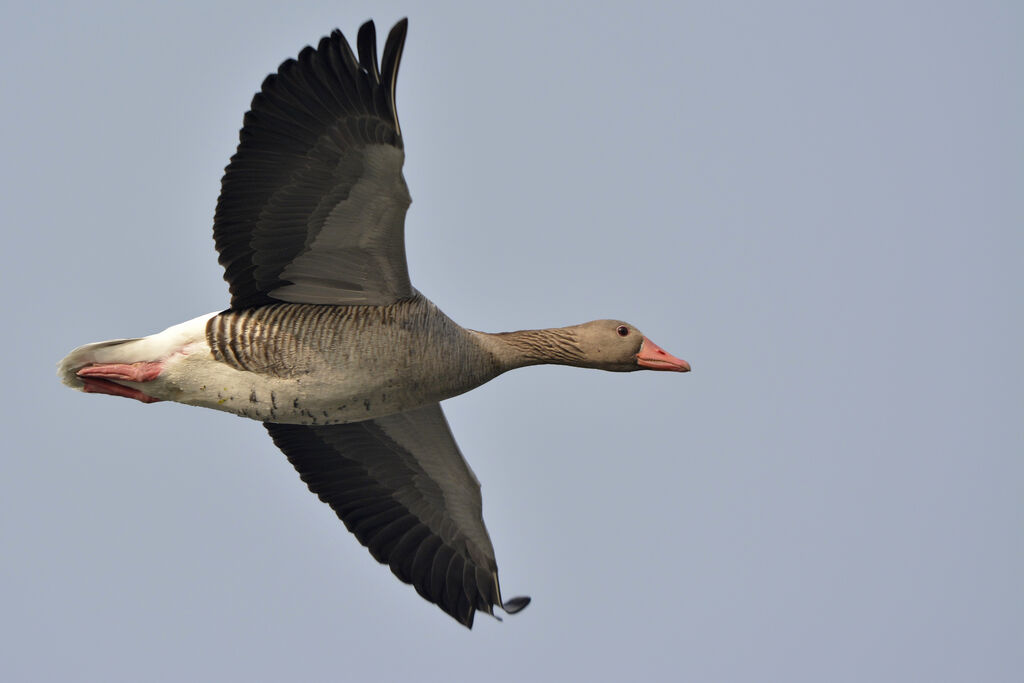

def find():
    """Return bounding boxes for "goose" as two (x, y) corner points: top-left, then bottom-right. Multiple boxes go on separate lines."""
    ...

(58, 19), (690, 628)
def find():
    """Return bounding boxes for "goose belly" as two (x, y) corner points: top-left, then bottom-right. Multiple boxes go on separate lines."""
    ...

(156, 349), (436, 424)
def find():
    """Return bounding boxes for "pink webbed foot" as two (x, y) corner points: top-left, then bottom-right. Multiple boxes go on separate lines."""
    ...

(80, 377), (162, 403)
(77, 361), (163, 382)
(77, 361), (164, 404)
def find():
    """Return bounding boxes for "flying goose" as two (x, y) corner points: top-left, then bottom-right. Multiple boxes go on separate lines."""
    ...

(58, 19), (690, 628)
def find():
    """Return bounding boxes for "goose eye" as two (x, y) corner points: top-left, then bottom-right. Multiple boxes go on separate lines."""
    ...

(616, 325), (629, 337)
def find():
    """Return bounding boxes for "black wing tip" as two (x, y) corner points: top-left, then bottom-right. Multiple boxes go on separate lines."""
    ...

(388, 17), (409, 40)
(328, 18), (406, 44)
(501, 595), (531, 615)
(456, 591), (529, 629)
(380, 19), (408, 138)
(356, 20), (381, 82)
(357, 17), (408, 36)
(476, 593), (531, 627)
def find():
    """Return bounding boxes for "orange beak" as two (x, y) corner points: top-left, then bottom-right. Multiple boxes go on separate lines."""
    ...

(636, 337), (691, 372)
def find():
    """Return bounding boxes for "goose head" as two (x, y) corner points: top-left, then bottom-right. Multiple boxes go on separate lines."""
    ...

(572, 319), (691, 372)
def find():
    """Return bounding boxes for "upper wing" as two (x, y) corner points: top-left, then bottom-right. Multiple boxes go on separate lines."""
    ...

(265, 404), (530, 628)
(214, 20), (414, 310)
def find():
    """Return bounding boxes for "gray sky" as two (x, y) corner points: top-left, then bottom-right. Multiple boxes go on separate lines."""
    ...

(2, 1), (1021, 681)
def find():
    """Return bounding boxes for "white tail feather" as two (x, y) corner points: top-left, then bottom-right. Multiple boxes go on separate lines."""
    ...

(57, 312), (219, 390)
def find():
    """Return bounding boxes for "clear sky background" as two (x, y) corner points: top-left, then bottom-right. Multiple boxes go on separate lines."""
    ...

(2, 1), (1021, 681)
